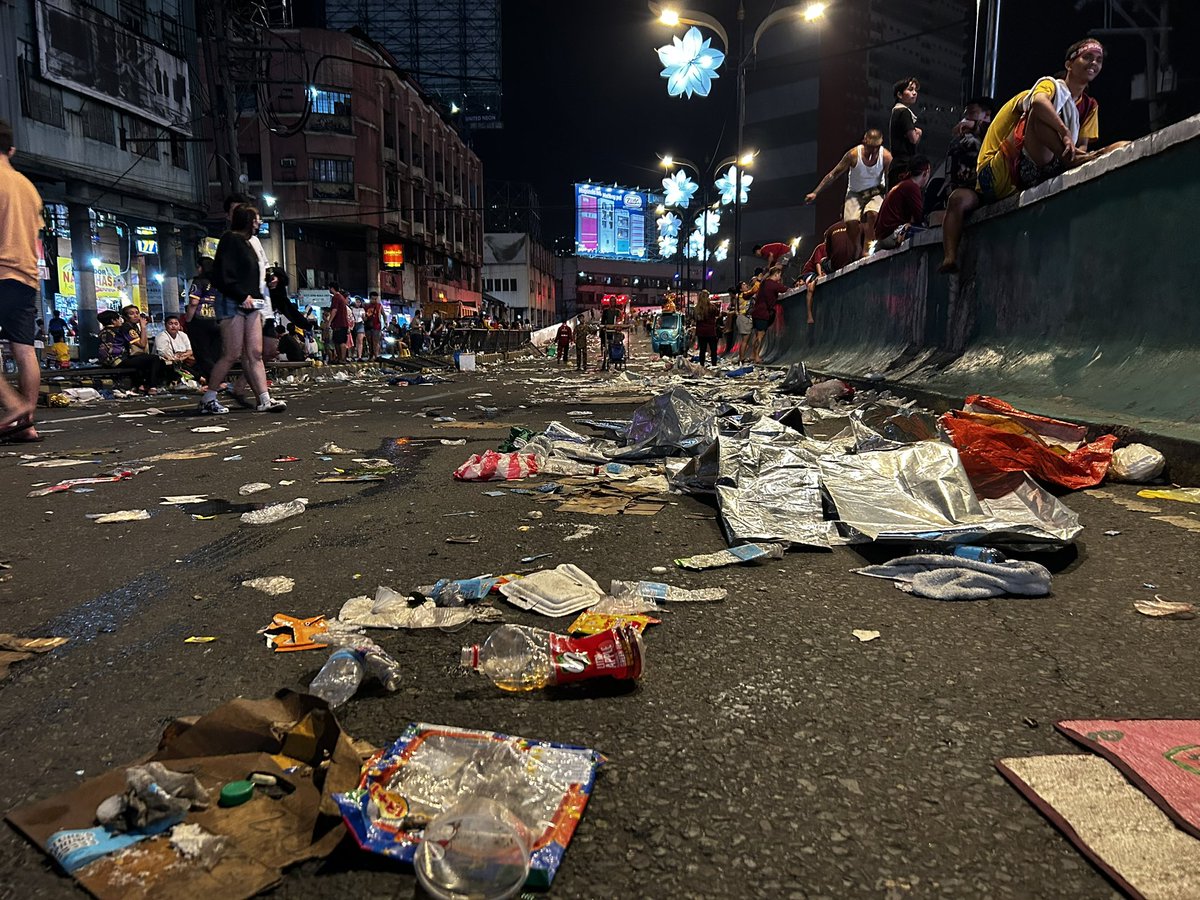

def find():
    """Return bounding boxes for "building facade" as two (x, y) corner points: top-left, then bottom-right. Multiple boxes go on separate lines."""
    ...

(207, 27), (484, 317)
(481, 233), (556, 327)
(0, 0), (207, 352)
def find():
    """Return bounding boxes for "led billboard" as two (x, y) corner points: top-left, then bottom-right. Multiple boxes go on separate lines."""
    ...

(575, 183), (662, 262)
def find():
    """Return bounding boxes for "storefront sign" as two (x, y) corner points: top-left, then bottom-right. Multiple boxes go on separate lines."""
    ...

(382, 243), (404, 268)
(56, 258), (126, 302)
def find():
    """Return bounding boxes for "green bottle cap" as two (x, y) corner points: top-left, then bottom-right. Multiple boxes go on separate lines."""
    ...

(219, 780), (255, 807)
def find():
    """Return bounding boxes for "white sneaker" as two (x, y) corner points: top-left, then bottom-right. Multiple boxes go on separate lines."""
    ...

(255, 397), (287, 413)
(199, 397), (228, 415)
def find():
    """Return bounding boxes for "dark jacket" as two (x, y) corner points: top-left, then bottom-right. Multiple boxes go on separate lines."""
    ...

(212, 231), (263, 302)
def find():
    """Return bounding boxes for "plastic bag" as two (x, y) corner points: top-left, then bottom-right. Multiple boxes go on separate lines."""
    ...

(939, 396), (1116, 490)
(453, 451), (539, 481)
(1109, 443), (1165, 483)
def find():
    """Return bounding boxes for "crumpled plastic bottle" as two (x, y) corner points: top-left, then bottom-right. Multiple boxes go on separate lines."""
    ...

(309, 635), (401, 707)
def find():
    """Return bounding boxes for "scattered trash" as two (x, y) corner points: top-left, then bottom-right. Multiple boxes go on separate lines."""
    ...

(337, 588), (503, 630)
(308, 635), (402, 707)
(190, 425), (228, 433)
(854, 553), (1053, 600)
(674, 543), (786, 570)
(446, 535), (480, 544)
(519, 553), (554, 563)
(0, 634), (68, 680)
(240, 498), (308, 525)
(334, 722), (603, 888)
(415, 797), (530, 900)
(169, 823), (227, 868)
(610, 580), (727, 603)
(89, 509), (151, 524)
(567, 611), (660, 635)
(852, 629), (881, 642)
(563, 524), (599, 542)
(804, 378), (854, 408)
(1110, 443), (1166, 483)
(316, 473), (386, 483)
(272, 455), (300, 463)
(317, 441), (355, 455)
(1133, 596), (1195, 619)
(160, 494), (208, 505)
(238, 482), (271, 496)
(241, 575), (295, 596)
(20, 458), (101, 468)
(183, 636), (217, 643)
(499, 565), (607, 616)
(1104, 530), (1121, 536)
(9, 692), (362, 899)
(27, 471), (140, 497)
(463, 623), (643, 691)
(650, 566), (669, 574)
(1138, 488), (1200, 505)
(95, 762), (209, 834)
(258, 613), (328, 651)
(440, 438), (467, 446)
(153, 450), (217, 461)
(453, 451), (540, 482)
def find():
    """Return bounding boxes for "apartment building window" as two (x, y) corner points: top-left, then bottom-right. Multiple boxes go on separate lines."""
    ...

(309, 157), (354, 200)
(122, 116), (160, 160)
(397, 123), (408, 163)
(170, 133), (188, 170)
(385, 170), (399, 210)
(309, 88), (352, 133)
(80, 101), (115, 144)
(383, 109), (396, 150)
(18, 55), (63, 128)
(240, 153), (262, 182)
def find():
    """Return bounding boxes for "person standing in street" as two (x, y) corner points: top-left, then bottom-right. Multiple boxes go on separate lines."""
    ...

(364, 291), (385, 359)
(692, 290), (719, 367)
(575, 311), (595, 371)
(750, 268), (785, 364)
(328, 283), (350, 364)
(554, 317), (572, 365)
(201, 205), (286, 414)
(0, 119), (45, 443)
(185, 257), (221, 384)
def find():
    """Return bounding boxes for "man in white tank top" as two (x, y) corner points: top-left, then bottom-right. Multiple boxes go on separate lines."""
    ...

(805, 129), (892, 243)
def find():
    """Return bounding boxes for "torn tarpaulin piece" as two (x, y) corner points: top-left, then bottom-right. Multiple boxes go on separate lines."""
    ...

(854, 553), (1053, 600)
(95, 763), (209, 834)
(940, 395), (1117, 489)
(849, 403), (941, 452)
(715, 417), (840, 549)
(616, 387), (717, 459)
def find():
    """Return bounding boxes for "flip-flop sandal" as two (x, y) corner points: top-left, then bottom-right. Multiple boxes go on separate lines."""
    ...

(0, 424), (44, 444)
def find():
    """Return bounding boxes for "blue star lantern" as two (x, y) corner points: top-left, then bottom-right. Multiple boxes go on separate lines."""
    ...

(662, 170), (699, 208)
(656, 211), (682, 239)
(658, 235), (679, 257)
(657, 26), (726, 99)
(686, 229), (706, 260)
(714, 165), (752, 205)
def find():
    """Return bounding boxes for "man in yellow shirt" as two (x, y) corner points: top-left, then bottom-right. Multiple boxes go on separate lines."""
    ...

(939, 38), (1126, 274)
(0, 119), (44, 443)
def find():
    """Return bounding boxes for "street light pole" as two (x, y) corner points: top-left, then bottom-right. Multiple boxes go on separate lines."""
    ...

(734, 1), (746, 293)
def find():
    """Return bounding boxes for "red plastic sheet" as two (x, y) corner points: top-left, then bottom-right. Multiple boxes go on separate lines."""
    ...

(940, 395), (1116, 490)
(452, 450), (540, 481)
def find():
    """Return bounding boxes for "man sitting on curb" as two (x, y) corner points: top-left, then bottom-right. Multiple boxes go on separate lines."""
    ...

(873, 156), (932, 250)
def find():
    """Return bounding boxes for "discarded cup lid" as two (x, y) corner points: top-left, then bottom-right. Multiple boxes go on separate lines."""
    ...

(414, 797), (531, 900)
(219, 780), (255, 807)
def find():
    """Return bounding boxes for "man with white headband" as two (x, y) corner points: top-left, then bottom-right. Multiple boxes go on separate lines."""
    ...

(940, 38), (1128, 273)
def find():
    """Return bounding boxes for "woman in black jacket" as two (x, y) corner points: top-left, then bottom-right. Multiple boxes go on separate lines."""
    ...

(198, 205), (285, 414)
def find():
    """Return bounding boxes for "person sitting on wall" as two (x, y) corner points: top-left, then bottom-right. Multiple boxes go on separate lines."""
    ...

(873, 156), (933, 250)
(796, 242), (828, 326)
(805, 129), (892, 245)
(924, 97), (995, 226)
(276, 324), (307, 362)
(940, 38), (1128, 273)
(98, 309), (163, 393)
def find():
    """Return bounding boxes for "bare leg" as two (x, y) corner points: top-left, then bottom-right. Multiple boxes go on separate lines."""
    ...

(1, 342), (40, 436)
(208, 316), (247, 393)
(1022, 104), (1068, 167)
(806, 283), (816, 325)
(939, 188), (981, 274)
(862, 210), (878, 247)
(239, 317), (270, 399)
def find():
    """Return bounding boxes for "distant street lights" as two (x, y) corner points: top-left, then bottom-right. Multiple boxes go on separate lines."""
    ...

(650, 1), (825, 288)
(261, 194), (288, 281)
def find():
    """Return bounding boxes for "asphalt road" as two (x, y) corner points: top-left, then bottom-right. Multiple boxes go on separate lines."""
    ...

(1, 347), (1197, 899)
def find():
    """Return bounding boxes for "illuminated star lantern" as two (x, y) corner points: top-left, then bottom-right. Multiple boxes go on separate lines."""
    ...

(686, 229), (706, 260)
(658, 235), (679, 257)
(713, 241), (729, 262)
(662, 170), (699, 208)
(714, 165), (753, 205)
(657, 26), (726, 99)
(693, 209), (721, 236)
(656, 211), (682, 239)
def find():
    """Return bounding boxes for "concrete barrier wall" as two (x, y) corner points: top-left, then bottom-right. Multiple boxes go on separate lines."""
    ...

(769, 113), (1200, 444)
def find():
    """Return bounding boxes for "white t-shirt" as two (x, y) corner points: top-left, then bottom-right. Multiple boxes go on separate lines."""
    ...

(248, 235), (272, 315)
(154, 330), (193, 360)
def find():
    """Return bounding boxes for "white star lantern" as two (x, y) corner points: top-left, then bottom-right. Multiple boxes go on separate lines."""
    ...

(694, 209), (721, 236)
(658, 235), (679, 257)
(657, 26), (726, 99)
(686, 229), (706, 260)
(656, 211), (682, 239)
(714, 165), (752, 205)
(662, 170), (699, 208)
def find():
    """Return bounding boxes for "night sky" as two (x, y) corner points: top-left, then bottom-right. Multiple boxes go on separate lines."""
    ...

(472, 0), (1199, 247)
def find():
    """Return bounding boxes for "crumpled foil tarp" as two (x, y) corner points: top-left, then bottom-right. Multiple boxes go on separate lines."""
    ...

(849, 403), (942, 452)
(715, 417), (842, 549)
(616, 387), (718, 459)
(818, 440), (1082, 544)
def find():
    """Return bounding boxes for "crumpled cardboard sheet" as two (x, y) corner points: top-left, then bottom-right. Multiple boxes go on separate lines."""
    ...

(7, 691), (368, 900)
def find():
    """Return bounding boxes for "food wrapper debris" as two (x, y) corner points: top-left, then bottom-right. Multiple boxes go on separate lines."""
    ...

(568, 611), (660, 635)
(258, 614), (329, 651)
(674, 543), (786, 570)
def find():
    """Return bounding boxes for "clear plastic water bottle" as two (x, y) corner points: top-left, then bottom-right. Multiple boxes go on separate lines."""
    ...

(462, 624), (643, 692)
(919, 544), (1006, 564)
(309, 647), (365, 708)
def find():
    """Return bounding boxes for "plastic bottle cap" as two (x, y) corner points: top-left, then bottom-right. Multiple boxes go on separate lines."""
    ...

(219, 780), (255, 807)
